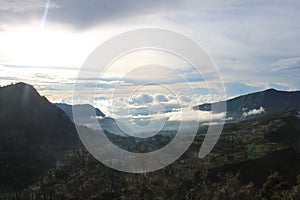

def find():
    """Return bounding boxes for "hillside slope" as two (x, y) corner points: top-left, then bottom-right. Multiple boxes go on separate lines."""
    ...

(0, 83), (79, 191)
(194, 88), (300, 121)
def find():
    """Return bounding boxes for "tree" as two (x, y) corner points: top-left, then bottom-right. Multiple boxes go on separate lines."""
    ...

(260, 172), (289, 200)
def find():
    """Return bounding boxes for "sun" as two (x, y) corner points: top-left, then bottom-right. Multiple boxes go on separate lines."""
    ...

(0, 24), (106, 70)
(0, 26), (73, 66)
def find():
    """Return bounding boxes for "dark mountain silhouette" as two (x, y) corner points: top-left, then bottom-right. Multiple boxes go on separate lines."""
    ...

(55, 103), (105, 122)
(56, 103), (131, 136)
(0, 82), (79, 191)
(0, 82), (78, 145)
(194, 88), (300, 121)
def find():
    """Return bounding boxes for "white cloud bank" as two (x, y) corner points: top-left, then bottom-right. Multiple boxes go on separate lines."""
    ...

(94, 92), (226, 118)
(242, 106), (265, 117)
(157, 109), (226, 122)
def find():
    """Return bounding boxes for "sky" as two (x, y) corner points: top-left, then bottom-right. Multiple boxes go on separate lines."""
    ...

(0, 0), (300, 124)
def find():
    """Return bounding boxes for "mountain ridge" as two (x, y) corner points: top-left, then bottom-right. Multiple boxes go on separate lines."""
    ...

(55, 103), (105, 121)
(55, 103), (132, 136)
(0, 82), (79, 145)
(0, 82), (80, 191)
(193, 88), (300, 121)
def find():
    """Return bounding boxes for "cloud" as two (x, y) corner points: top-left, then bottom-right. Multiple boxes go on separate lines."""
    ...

(92, 92), (227, 121)
(0, 24), (9, 32)
(178, 95), (191, 103)
(153, 93), (169, 103)
(114, 108), (226, 125)
(129, 93), (153, 105)
(34, 73), (54, 80)
(44, 0), (185, 28)
(123, 93), (225, 109)
(272, 57), (300, 71)
(0, 0), (59, 12)
(1, 0), (300, 98)
(242, 106), (265, 117)
(157, 109), (226, 122)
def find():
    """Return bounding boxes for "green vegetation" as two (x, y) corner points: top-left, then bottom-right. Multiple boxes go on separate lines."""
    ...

(2, 108), (300, 199)
(1, 83), (300, 199)
(1, 145), (300, 200)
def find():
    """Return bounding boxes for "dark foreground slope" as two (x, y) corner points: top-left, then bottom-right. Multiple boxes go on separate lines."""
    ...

(4, 108), (299, 199)
(0, 83), (79, 192)
(206, 109), (300, 186)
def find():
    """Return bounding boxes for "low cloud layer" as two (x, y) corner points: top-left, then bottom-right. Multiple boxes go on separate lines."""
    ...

(94, 92), (226, 118)
(242, 106), (265, 117)
(152, 109), (226, 122)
